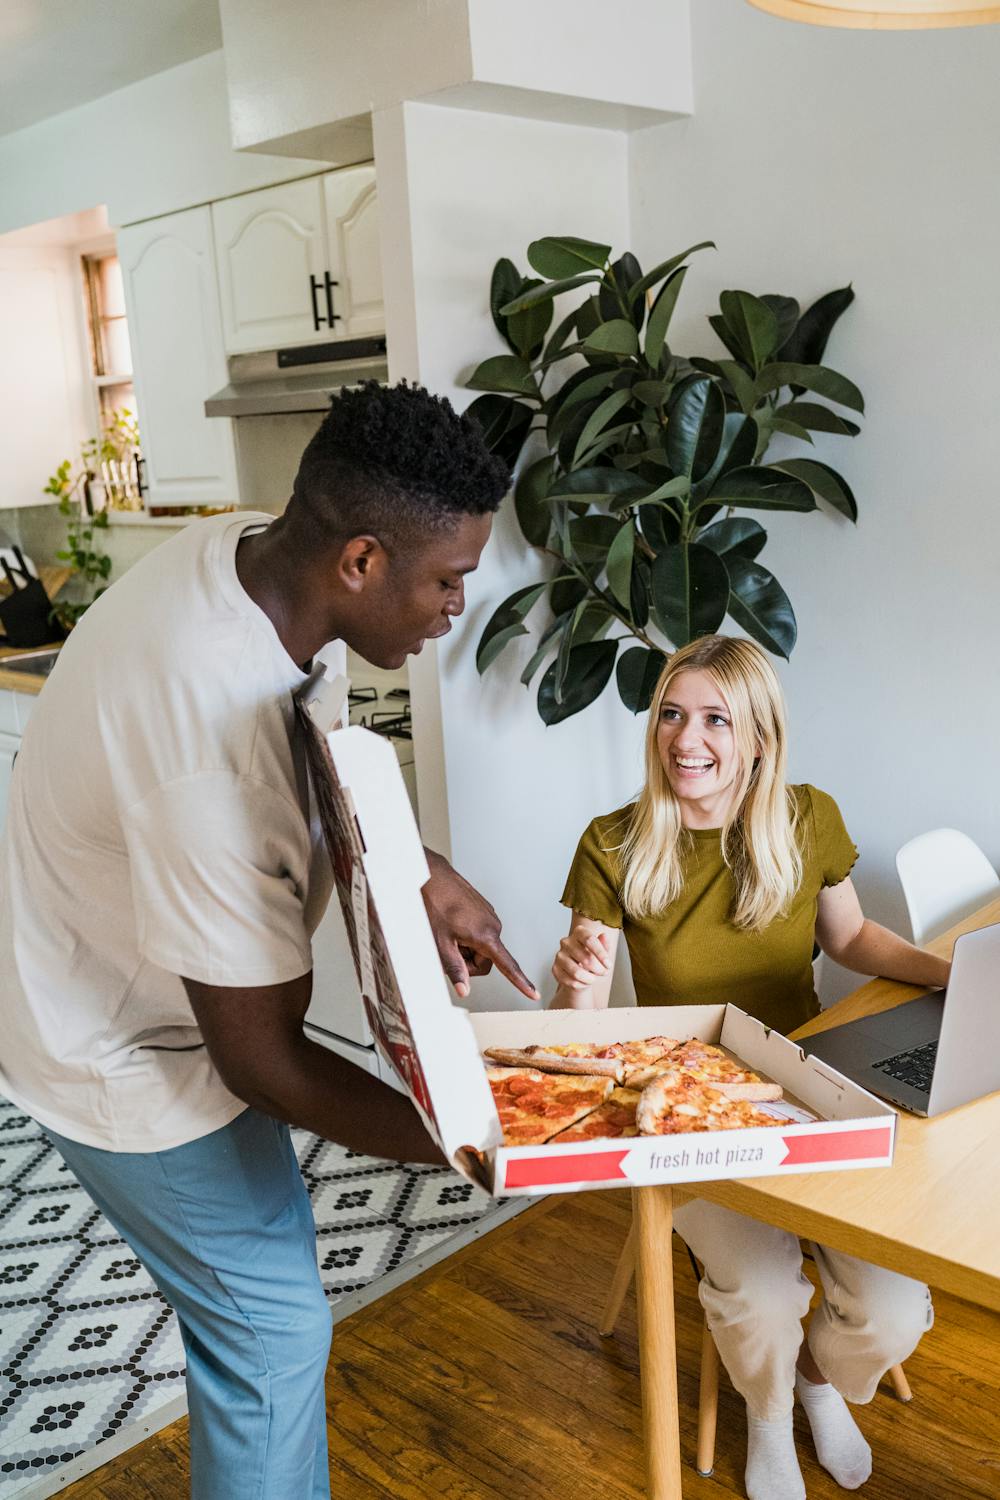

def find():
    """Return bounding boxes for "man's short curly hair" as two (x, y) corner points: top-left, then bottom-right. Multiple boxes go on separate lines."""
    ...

(288, 380), (511, 556)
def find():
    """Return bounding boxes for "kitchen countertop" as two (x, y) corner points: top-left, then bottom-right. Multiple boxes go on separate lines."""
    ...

(0, 641), (63, 696)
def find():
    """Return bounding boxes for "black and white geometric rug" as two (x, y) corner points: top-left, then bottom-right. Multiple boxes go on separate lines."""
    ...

(0, 1096), (526, 1499)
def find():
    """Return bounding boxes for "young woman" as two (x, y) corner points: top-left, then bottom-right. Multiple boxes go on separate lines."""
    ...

(554, 635), (947, 1500)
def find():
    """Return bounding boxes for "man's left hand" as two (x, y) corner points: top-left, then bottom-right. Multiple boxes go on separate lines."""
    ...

(422, 849), (539, 1002)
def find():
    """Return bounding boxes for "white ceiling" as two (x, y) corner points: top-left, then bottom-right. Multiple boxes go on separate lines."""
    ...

(0, 0), (223, 136)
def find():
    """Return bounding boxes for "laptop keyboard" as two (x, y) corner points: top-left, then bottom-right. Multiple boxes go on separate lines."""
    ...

(873, 1039), (938, 1093)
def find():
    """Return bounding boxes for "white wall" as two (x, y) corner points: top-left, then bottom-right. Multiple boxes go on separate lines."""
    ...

(629, 0), (1000, 998)
(376, 102), (645, 1010)
(0, 51), (322, 236)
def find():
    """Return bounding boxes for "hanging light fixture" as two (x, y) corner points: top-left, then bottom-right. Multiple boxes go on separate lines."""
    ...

(747, 1), (1000, 26)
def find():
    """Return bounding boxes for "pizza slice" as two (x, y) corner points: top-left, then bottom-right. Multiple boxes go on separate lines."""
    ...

(610, 1036), (680, 1085)
(483, 1043), (623, 1080)
(636, 1072), (786, 1136)
(486, 1066), (615, 1145)
(662, 1038), (783, 1101)
(547, 1086), (641, 1143)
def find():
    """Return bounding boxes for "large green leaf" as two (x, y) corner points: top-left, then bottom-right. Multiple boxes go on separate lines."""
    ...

(466, 354), (538, 399)
(543, 303), (581, 362)
(614, 252), (646, 330)
(506, 281), (553, 361)
(572, 387), (634, 466)
(605, 519), (635, 608)
(617, 645), (668, 714)
(759, 295), (800, 351)
(771, 458), (858, 522)
(706, 464), (816, 513)
(774, 400), (860, 437)
(627, 241), (716, 304)
(538, 640), (619, 725)
(514, 456), (556, 546)
(638, 500), (681, 552)
(709, 313), (749, 366)
(584, 319), (639, 356)
(644, 267), (687, 369)
(547, 367), (619, 425)
(718, 290), (780, 371)
(476, 582), (548, 673)
(697, 516), (767, 561)
(464, 394), (533, 467)
(490, 258), (522, 348)
(691, 412), (757, 500)
(501, 271), (601, 316)
(777, 285), (854, 366)
(631, 557), (651, 628)
(666, 377), (726, 481)
(550, 574), (588, 616)
(650, 542), (730, 646)
(547, 466), (647, 504)
(567, 514), (621, 566)
(527, 236), (612, 280)
(725, 556), (797, 659)
(520, 615), (567, 687)
(754, 362), (864, 414)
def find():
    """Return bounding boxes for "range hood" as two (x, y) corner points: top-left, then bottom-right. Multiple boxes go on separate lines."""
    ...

(204, 337), (388, 418)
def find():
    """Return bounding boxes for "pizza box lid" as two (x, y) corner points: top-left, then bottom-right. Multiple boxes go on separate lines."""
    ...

(297, 672), (896, 1196)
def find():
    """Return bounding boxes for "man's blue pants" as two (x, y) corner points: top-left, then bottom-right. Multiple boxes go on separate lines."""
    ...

(45, 1108), (332, 1499)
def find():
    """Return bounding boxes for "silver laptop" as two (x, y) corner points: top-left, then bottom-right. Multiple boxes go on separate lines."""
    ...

(801, 923), (1000, 1117)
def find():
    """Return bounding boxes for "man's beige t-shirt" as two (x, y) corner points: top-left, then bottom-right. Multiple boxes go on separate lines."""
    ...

(0, 512), (337, 1152)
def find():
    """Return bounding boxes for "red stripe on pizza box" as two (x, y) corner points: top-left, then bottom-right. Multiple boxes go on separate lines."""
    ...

(780, 1126), (892, 1167)
(503, 1148), (631, 1190)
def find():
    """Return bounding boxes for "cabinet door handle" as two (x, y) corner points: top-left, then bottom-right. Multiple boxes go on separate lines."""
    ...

(324, 272), (340, 329)
(309, 274), (324, 331)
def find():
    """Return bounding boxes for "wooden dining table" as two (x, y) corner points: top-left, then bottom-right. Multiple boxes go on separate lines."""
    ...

(634, 894), (1000, 1498)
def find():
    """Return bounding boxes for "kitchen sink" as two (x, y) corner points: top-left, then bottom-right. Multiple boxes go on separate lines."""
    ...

(1, 647), (61, 677)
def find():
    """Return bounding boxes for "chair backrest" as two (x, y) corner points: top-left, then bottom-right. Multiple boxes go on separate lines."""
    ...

(895, 828), (1000, 946)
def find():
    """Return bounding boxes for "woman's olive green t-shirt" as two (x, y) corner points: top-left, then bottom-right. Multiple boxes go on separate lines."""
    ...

(560, 785), (858, 1036)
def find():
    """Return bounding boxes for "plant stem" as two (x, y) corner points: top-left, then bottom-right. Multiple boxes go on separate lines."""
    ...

(542, 545), (658, 649)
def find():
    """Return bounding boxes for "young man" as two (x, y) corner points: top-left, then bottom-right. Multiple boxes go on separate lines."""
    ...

(0, 382), (535, 1498)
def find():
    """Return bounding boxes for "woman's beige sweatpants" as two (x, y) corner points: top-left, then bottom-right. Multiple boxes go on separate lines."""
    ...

(673, 1198), (934, 1421)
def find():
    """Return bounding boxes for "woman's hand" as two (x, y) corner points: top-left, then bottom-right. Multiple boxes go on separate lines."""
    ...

(550, 915), (620, 1008)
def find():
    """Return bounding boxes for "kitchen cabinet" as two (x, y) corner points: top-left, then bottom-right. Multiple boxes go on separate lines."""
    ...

(212, 167), (382, 353)
(118, 207), (238, 509)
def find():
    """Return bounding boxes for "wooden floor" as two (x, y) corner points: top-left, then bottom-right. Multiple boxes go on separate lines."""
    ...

(63, 1190), (1000, 1499)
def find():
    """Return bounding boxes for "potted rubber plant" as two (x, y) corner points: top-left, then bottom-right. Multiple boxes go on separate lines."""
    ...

(462, 236), (862, 724)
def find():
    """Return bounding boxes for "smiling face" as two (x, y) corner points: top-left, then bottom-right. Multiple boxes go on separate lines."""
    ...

(655, 668), (747, 829)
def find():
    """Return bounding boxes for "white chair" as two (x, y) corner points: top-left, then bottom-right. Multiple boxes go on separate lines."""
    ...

(895, 828), (1000, 946)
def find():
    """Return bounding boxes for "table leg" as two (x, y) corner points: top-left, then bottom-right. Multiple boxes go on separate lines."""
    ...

(635, 1184), (682, 1499)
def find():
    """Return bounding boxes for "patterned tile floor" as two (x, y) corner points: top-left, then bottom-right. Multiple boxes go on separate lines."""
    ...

(0, 1096), (511, 1499)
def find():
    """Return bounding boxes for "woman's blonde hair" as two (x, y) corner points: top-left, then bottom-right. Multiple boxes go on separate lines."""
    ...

(619, 635), (802, 932)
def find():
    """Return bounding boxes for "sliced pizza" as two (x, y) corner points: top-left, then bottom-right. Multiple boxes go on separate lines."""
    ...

(636, 1072), (786, 1136)
(484, 1043), (623, 1079)
(662, 1038), (783, 1101)
(547, 1086), (641, 1143)
(486, 1066), (615, 1146)
(607, 1036), (679, 1084)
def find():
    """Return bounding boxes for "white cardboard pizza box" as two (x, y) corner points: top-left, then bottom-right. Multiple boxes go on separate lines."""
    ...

(296, 683), (896, 1200)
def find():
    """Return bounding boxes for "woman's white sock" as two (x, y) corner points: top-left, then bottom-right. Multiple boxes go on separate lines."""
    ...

(795, 1371), (873, 1489)
(745, 1410), (806, 1500)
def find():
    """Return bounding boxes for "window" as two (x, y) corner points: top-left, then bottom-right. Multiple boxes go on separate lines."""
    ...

(81, 251), (142, 511)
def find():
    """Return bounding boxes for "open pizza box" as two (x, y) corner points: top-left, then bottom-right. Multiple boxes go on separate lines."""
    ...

(297, 676), (896, 1199)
